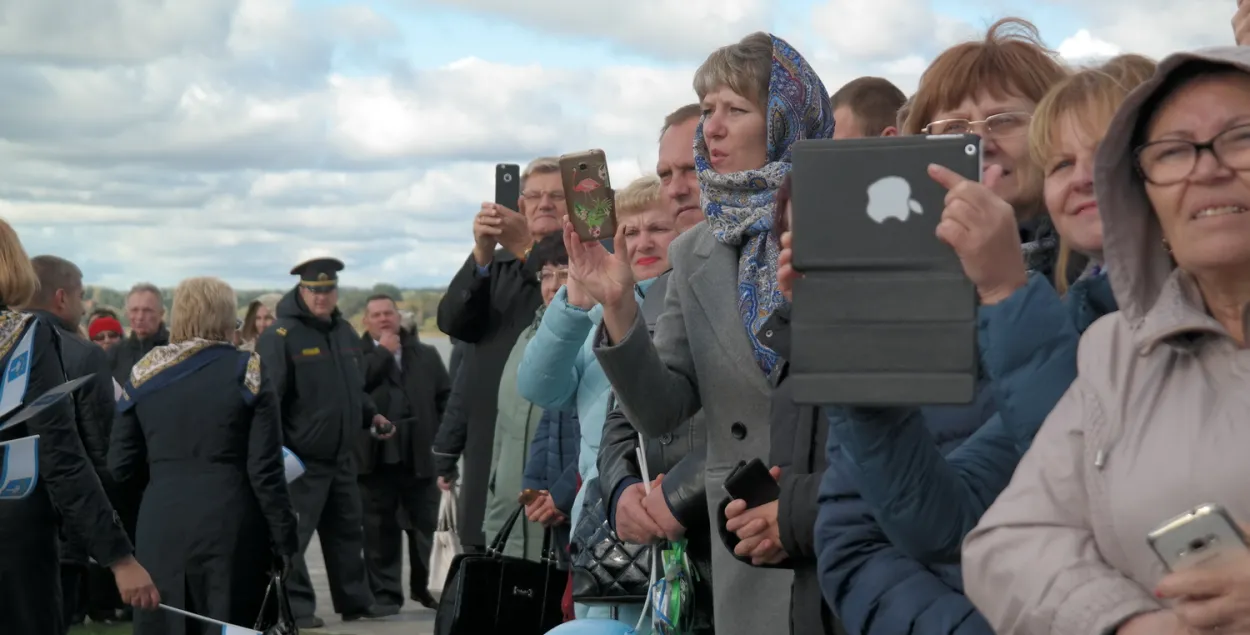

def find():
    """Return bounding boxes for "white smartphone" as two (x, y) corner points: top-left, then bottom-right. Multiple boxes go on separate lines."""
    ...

(1147, 503), (1249, 572)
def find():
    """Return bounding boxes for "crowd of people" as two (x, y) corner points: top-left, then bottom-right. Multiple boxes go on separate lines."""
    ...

(2, 5), (1250, 635)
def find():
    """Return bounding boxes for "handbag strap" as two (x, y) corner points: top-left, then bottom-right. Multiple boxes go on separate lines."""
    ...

(487, 504), (526, 556)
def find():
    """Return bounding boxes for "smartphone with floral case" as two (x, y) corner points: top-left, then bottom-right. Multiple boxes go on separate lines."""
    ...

(558, 149), (616, 242)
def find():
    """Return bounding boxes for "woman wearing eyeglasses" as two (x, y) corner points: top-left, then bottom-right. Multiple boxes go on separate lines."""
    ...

(89, 314), (124, 352)
(475, 233), (572, 562)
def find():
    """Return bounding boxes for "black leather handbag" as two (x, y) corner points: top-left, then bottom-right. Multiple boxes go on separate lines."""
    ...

(253, 565), (298, 635)
(569, 476), (652, 604)
(434, 504), (566, 635)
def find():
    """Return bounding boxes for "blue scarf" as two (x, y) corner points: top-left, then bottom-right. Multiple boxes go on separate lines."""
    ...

(694, 34), (834, 374)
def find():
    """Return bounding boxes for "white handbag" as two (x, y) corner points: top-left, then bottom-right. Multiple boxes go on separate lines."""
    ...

(427, 486), (463, 593)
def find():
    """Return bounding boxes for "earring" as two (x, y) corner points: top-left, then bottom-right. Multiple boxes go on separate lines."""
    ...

(1162, 238), (1173, 254)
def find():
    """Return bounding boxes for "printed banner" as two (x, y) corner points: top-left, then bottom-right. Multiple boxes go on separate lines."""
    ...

(0, 323), (37, 419)
(159, 604), (261, 635)
(0, 435), (39, 500)
(0, 374), (94, 433)
(283, 447), (305, 483)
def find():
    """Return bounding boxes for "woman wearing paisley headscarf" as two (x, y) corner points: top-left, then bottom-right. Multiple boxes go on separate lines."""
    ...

(569, 32), (831, 634)
(109, 277), (298, 635)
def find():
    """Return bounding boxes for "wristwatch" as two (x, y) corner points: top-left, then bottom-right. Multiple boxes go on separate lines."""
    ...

(520, 242), (535, 263)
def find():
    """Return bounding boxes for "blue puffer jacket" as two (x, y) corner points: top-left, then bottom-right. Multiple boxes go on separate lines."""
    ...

(816, 387), (998, 635)
(522, 409), (581, 517)
(821, 272), (1117, 565)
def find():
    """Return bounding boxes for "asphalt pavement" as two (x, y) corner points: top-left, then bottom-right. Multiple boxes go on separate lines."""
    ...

(302, 535), (437, 635)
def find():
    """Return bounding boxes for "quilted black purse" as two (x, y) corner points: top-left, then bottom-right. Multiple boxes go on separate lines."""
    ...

(569, 475), (652, 604)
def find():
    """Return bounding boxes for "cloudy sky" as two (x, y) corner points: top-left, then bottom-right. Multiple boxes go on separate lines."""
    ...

(0, 0), (1234, 289)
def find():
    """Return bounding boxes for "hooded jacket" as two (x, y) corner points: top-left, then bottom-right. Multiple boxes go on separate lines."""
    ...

(963, 46), (1250, 635)
(255, 288), (377, 462)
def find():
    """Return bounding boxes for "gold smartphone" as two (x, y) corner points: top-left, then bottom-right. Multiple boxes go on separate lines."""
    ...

(558, 149), (616, 242)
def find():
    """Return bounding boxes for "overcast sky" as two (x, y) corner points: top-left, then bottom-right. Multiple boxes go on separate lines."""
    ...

(0, 0), (1233, 289)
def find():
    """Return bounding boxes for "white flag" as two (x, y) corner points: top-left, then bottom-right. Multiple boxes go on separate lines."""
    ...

(283, 447), (305, 483)
(0, 434), (38, 500)
(0, 323), (37, 418)
(159, 604), (261, 635)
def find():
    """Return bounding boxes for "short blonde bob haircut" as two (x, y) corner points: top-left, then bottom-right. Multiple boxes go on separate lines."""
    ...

(0, 218), (39, 309)
(693, 32), (773, 110)
(615, 175), (664, 222)
(903, 18), (1068, 136)
(1029, 53), (1157, 294)
(170, 277), (238, 344)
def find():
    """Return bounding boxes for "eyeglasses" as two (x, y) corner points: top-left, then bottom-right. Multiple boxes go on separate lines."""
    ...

(923, 112), (1032, 138)
(536, 269), (570, 283)
(1135, 123), (1250, 186)
(91, 332), (120, 342)
(522, 190), (565, 203)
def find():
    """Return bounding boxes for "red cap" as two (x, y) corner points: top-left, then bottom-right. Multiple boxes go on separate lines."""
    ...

(89, 316), (123, 340)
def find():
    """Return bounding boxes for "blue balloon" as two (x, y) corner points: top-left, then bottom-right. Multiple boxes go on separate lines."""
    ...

(545, 618), (636, 635)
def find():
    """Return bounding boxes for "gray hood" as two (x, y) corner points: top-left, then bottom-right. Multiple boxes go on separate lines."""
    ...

(1095, 46), (1250, 327)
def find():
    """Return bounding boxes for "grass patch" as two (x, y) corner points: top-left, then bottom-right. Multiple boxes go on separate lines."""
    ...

(69, 623), (133, 635)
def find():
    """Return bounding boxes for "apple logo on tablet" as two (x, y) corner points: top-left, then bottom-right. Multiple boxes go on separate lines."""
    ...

(866, 176), (924, 224)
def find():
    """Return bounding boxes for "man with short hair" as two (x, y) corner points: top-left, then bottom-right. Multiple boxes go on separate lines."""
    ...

(356, 294), (450, 611)
(658, 103), (705, 232)
(434, 156), (565, 550)
(830, 76), (907, 139)
(108, 283), (169, 386)
(26, 255), (121, 628)
(257, 258), (397, 628)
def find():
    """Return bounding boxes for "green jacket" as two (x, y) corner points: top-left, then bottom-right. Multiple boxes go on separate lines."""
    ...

(481, 307), (547, 560)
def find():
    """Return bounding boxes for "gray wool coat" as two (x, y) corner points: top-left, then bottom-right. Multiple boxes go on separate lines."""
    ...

(595, 221), (792, 635)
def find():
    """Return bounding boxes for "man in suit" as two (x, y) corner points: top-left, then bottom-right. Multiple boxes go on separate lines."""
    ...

(357, 294), (451, 610)
(25, 255), (119, 628)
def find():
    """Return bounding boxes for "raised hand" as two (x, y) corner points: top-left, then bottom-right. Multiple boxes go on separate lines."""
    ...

(564, 217), (634, 309)
(928, 164), (1028, 305)
(778, 230), (801, 301)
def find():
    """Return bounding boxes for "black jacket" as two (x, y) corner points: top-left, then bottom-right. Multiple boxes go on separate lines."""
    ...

(433, 249), (542, 546)
(256, 289), (378, 463)
(717, 306), (843, 635)
(0, 312), (132, 635)
(357, 329), (451, 478)
(595, 271), (714, 633)
(108, 322), (169, 386)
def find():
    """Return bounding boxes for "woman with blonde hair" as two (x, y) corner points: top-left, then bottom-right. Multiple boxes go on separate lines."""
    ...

(110, 276), (298, 635)
(239, 292), (280, 351)
(0, 219), (159, 633)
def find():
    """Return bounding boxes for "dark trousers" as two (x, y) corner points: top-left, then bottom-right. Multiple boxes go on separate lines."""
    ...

(88, 480), (142, 620)
(358, 466), (438, 606)
(60, 563), (87, 628)
(287, 459), (375, 619)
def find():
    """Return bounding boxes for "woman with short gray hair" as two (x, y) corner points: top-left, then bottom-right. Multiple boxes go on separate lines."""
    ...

(110, 276), (299, 635)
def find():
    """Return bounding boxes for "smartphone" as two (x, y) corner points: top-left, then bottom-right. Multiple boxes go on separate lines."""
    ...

(558, 149), (616, 242)
(723, 458), (780, 510)
(1148, 504), (1250, 572)
(787, 134), (983, 406)
(495, 163), (521, 210)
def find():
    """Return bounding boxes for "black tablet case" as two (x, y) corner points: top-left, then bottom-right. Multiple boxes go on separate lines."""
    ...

(787, 134), (982, 406)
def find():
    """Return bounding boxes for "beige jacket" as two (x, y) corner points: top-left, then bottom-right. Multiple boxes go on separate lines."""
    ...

(962, 46), (1250, 635)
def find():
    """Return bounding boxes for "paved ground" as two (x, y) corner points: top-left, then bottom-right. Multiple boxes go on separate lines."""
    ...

(303, 534), (437, 635)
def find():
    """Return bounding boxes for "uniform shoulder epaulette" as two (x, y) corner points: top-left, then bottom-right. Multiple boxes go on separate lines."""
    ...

(244, 351), (261, 396)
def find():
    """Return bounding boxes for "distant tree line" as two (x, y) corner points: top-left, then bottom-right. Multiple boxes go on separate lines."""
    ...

(84, 284), (449, 335)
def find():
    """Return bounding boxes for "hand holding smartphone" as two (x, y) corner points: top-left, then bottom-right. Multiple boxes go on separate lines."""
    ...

(495, 163), (521, 210)
(723, 458), (780, 510)
(1149, 504), (1250, 572)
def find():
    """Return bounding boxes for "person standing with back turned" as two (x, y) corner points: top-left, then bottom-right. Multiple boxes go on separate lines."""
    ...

(256, 257), (397, 629)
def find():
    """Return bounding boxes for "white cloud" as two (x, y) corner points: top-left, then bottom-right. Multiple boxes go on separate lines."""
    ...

(418, 0), (771, 60)
(1057, 30), (1121, 62)
(4, 0), (1243, 290)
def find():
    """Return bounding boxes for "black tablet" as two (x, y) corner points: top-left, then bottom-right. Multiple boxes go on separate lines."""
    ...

(786, 134), (982, 406)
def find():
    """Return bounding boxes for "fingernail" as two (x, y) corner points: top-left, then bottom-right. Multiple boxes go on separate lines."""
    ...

(1154, 590), (1163, 598)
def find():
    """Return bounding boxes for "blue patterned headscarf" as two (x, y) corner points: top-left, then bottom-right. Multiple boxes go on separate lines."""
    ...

(694, 34), (834, 375)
